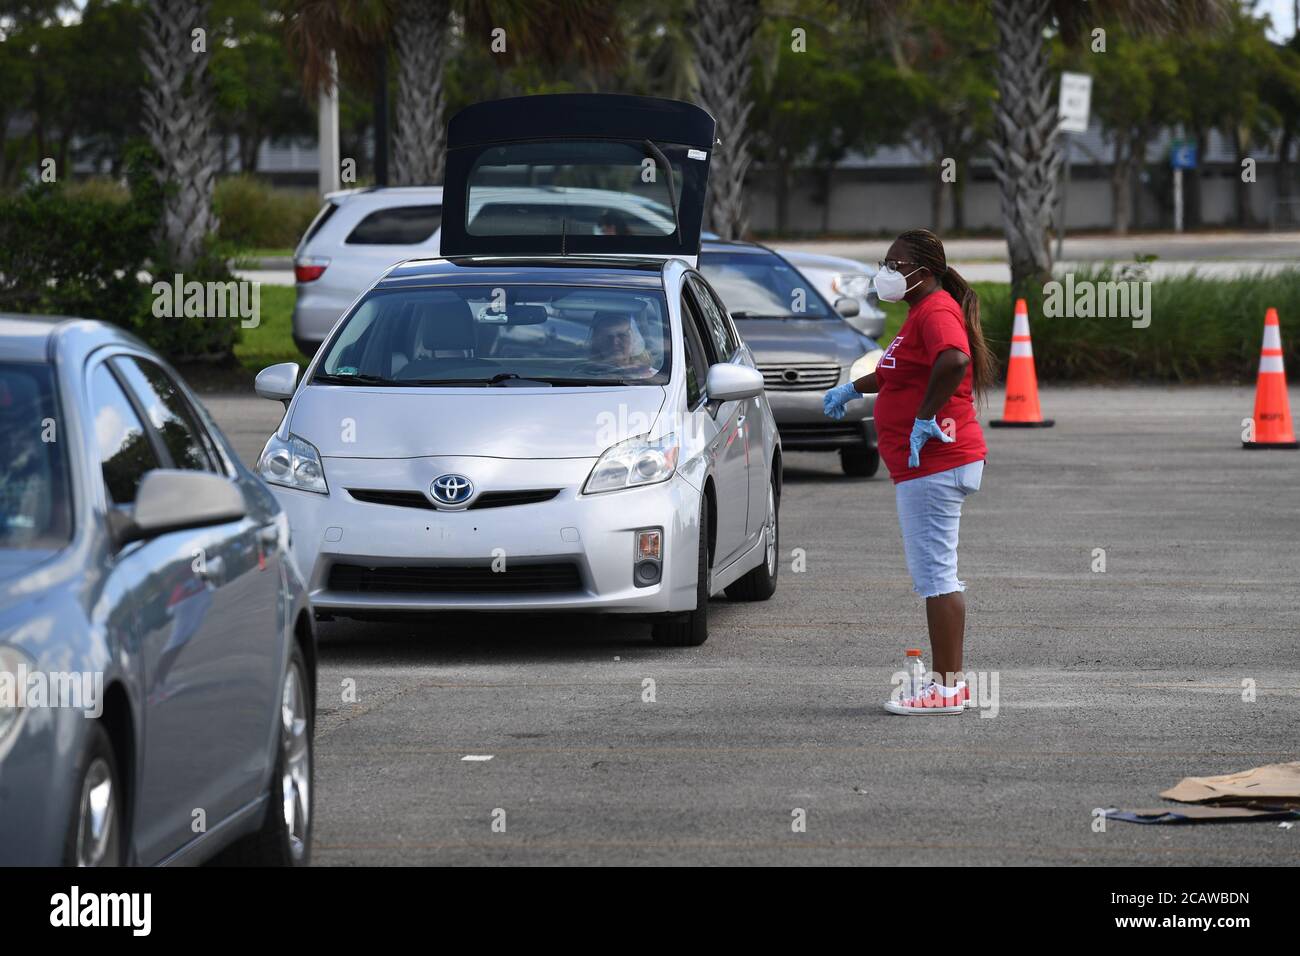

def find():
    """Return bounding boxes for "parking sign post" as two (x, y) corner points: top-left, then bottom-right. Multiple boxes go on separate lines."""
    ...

(1170, 140), (1198, 233)
(1055, 72), (1091, 260)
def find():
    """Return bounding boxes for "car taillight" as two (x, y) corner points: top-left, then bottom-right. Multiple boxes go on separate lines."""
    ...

(294, 257), (330, 282)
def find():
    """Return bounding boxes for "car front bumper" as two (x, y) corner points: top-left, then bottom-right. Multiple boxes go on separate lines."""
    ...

(0, 705), (91, 865)
(765, 386), (876, 451)
(272, 454), (705, 616)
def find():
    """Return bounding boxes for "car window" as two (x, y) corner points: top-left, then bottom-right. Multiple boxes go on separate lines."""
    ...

(0, 362), (73, 550)
(89, 363), (161, 506)
(465, 143), (684, 239)
(698, 250), (834, 319)
(111, 357), (215, 472)
(299, 200), (339, 248)
(688, 275), (739, 359)
(469, 201), (670, 237)
(345, 205), (442, 245)
(316, 285), (672, 386)
(679, 293), (711, 407)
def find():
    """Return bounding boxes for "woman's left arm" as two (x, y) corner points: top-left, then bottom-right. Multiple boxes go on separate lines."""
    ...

(916, 348), (971, 419)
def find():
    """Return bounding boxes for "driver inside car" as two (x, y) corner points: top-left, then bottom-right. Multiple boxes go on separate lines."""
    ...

(587, 311), (655, 377)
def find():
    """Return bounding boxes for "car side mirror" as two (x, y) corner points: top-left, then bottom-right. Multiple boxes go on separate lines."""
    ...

(255, 362), (300, 404)
(834, 296), (861, 318)
(118, 470), (247, 546)
(705, 363), (764, 402)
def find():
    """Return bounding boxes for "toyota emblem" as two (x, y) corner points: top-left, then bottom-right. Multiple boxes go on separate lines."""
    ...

(430, 474), (474, 506)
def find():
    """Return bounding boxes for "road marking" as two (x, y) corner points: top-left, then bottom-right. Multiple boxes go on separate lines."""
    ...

(461, 754), (494, 762)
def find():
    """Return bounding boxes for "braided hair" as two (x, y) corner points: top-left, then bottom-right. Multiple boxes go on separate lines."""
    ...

(896, 228), (995, 400)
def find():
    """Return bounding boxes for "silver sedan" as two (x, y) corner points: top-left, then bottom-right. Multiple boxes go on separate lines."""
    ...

(0, 316), (315, 866)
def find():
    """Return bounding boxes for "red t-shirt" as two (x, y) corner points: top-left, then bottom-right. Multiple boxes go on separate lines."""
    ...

(873, 288), (987, 483)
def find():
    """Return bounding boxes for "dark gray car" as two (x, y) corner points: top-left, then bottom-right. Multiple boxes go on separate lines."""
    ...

(0, 316), (315, 866)
(699, 241), (883, 477)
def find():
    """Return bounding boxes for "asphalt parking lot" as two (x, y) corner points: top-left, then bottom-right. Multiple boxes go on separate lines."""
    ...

(209, 385), (1300, 865)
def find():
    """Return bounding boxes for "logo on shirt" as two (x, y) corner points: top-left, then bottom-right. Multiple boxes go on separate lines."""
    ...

(879, 335), (903, 369)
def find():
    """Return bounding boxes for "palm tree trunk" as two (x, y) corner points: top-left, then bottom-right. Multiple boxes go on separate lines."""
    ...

(1111, 133), (1132, 235)
(141, 0), (219, 271)
(987, 0), (1061, 296)
(392, 0), (450, 186)
(691, 0), (760, 240)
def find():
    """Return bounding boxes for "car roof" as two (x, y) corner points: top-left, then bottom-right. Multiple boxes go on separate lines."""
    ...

(699, 239), (778, 256)
(324, 185), (445, 205)
(0, 314), (148, 365)
(376, 256), (670, 291)
(778, 248), (873, 271)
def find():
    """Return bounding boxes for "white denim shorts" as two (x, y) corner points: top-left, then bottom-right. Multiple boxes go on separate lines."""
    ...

(894, 460), (984, 598)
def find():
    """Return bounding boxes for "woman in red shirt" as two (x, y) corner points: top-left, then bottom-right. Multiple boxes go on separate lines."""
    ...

(823, 229), (994, 715)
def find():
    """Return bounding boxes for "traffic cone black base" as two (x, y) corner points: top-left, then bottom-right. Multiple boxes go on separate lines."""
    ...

(990, 419), (1055, 428)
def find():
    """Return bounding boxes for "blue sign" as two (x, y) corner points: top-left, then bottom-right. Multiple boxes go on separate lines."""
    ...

(1170, 142), (1198, 169)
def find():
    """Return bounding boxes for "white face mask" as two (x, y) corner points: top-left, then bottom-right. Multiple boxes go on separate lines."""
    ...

(873, 265), (923, 302)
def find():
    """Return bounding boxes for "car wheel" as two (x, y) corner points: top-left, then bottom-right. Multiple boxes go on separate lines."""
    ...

(725, 472), (779, 601)
(652, 493), (710, 647)
(63, 722), (124, 866)
(840, 442), (879, 478)
(214, 643), (313, 866)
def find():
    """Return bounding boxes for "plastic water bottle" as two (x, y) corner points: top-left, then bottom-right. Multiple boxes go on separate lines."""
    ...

(904, 648), (927, 700)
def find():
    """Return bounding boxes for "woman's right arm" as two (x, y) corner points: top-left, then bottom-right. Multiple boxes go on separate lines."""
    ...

(851, 371), (879, 394)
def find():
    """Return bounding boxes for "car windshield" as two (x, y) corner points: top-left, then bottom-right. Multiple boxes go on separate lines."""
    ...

(316, 285), (672, 386)
(699, 250), (835, 320)
(0, 362), (73, 552)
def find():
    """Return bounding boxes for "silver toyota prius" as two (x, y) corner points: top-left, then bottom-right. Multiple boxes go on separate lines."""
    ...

(253, 94), (782, 645)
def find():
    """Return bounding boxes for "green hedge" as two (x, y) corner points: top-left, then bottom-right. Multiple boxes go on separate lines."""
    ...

(883, 269), (1300, 384)
(0, 146), (240, 362)
(0, 165), (156, 326)
(981, 268), (1300, 383)
(214, 176), (321, 250)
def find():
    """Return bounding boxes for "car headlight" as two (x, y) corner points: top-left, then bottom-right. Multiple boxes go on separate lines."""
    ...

(257, 433), (328, 495)
(583, 433), (679, 495)
(850, 348), (885, 382)
(0, 644), (34, 755)
(832, 272), (873, 298)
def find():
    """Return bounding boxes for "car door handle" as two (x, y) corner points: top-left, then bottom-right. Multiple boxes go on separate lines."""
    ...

(196, 555), (225, 584)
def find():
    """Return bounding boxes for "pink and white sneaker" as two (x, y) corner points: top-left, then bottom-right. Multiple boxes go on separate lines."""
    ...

(884, 682), (964, 715)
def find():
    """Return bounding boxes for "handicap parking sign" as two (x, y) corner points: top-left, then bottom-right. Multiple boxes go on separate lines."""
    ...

(1170, 141), (1198, 169)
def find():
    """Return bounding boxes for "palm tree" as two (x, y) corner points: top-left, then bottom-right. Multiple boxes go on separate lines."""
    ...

(990, 0), (1228, 295)
(286, 0), (620, 187)
(391, 0), (450, 185)
(141, 0), (219, 269)
(691, 0), (761, 239)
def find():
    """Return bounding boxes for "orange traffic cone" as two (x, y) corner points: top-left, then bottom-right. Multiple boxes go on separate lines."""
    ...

(990, 298), (1054, 428)
(1242, 308), (1297, 450)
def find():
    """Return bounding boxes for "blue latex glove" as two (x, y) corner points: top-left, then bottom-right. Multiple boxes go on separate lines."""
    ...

(822, 382), (859, 420)
(907, 416), (955, 468)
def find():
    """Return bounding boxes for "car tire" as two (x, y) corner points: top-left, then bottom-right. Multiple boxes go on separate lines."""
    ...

(213, 642), (313, 866)
(62, 721), (125, 866)
(651, 494), (710, 647)
(841, 442), (879, 478)
(725, 472), (779, 602)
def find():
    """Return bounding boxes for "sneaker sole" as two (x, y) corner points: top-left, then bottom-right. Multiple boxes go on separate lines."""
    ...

(883, 701), (964, 715)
